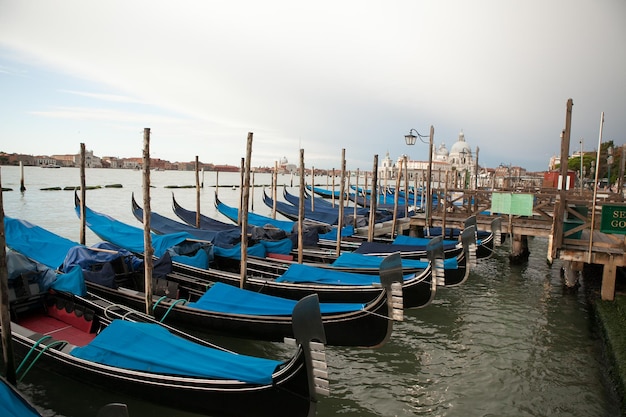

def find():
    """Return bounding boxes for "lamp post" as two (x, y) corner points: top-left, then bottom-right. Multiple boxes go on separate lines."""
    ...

(579, 139), (583, 194)
(405, 126), (434, 226)
(607, 145), (614, 191)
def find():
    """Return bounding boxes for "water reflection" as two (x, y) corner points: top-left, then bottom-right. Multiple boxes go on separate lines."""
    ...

(0, 166), (621, 416)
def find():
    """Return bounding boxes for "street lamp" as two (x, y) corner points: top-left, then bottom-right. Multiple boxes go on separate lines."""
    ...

(607, 145), (614, 191)
(404, 126), (434, 225)
(579, 139), (583, 194)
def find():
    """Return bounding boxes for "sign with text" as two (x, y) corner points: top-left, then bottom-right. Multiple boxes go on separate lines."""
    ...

(600, 204), (626, 235)
(490, 192), (534, 216)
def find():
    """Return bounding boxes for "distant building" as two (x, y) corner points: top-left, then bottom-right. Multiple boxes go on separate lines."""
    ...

(380, 131), (479, 189)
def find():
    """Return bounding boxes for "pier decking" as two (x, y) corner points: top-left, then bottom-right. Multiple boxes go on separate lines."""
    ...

(407, 188), (625, 300)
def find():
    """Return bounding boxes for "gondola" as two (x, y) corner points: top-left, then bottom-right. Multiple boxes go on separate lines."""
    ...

(210, 194), (471, 285)
(0, 375), (130, 417)
(5, 216), (401, 348)
(263, 188), (412, 226)
(1, 375), (44, 417)
(3, 251), (329, 417)
(154, 195), (431, 277)
(76, 196), (437, 309)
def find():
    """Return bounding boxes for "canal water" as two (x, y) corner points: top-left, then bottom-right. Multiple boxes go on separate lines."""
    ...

(0, 166), (622, 417)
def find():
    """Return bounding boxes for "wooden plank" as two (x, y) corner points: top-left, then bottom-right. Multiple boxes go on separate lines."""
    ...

(601, 258), (616, 301)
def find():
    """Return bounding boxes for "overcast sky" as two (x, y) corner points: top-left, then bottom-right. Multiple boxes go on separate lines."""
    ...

(1, 0), (624, 172)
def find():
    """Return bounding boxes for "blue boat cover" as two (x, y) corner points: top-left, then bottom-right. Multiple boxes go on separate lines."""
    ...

(4, 217), (76, 269)
(6, 250), (87, 296)
(214, 242), (266, 259)
(188, 282), (364, 315)
(134, 200), (243, 247)
(77, 205), (193, 258)
(76, 207), (208, 269)
(318, 225), (355, 240)
(70, 320), (281, 384)
(275, 263), (382, 285)
(392, 234), (459, 247)
(217, 198), (354, 240)
(0, 377), (42, 417)
(217, 199), (295, 232)
(331, 252), (458, 270)
(354, 240), (458, 255)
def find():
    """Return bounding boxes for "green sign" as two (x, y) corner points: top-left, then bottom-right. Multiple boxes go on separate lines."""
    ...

(600, 204), (626, 235)
(490, 192), (534, 216)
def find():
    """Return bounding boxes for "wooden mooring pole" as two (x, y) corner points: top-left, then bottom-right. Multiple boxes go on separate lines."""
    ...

(240, 133), (253, 288)
(142, 128), (154, 315)
(79, 143), (86, 245)
(298, 149), (305, 264)
(19, 161), (25, 192)
(195, 156), (200, 229)
(0, 169), (17, 385)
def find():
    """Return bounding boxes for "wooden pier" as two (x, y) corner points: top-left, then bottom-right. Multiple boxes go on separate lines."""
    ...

(407, 187), (626, 301)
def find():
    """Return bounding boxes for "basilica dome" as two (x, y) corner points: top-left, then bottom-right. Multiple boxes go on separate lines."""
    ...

(436, 142), (449, 157)
(450, 131), (472, 156)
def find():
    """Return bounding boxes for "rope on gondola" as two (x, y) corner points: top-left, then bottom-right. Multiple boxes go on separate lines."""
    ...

(17, 336), (69, 382)
(156, 298), (188, 323)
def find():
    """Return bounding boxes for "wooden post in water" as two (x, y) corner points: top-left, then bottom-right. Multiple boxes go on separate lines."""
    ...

(238, 158), (244, 226)
(215, 171), (219, 198)
(142, 128), (154, 315)
(272, 161), (278, 219)
(441, 171), (449, 235)
(403, 155), (409, 219)
(368, 155), (379, 242)
(195, 156), (201, 228)
(240, 133), (253, 288)
(19, 161), (25, 192)
(391, 158), (402, 238)
(310, 166), (315, 212)
(353, 168), (359, 227)
(251, 171), (255, 211)
(0, 169), (17, 385)
(298, 149), (305, 263)
(555, 100), (573, 253)
(426, 126), (434, 227)
(588, 112), (605, 264)
(618, 144), (626, 193)
(79, 143), (87, 245)
(336, 150), (346, 255)
(331, 168), (336, 208)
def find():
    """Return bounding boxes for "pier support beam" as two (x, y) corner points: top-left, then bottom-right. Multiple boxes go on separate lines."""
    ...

(562, 260), (583, 288)
(601, 256), (617, 301)
(508, 234), (530, 264)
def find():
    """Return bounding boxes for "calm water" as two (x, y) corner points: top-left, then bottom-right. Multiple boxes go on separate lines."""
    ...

(0, 166), (621, 417)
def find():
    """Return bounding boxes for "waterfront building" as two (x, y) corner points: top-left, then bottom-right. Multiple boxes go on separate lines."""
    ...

(380, 131), (481, 189)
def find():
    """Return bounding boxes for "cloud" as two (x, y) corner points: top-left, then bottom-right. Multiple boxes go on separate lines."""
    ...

(0, 0), (625, 171)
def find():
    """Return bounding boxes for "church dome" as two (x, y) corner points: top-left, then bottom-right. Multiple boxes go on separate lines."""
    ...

(450, 131), (472, 155)
(436, 142), (449, 156)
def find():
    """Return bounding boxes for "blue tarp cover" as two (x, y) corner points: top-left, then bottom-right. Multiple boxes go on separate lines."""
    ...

(188, 282), (364, 315)
(0, 377), (42, 417)
(213, 243), (266, 259)
(319, 225), (354, 240)
(392, 235), (459, 247)
(70, 320), (281, 384)
(331, 252), (458, 270)
(77, 205), (192, 258)
(6, 250), (86, 296)
(135, 203), (242, 247)
(260, 238), (293, 255)
(217, 200), (295, 232)
(354, 240), (457, 255)
(276, 263), (382, 285)
(4, 217), (76, 269)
